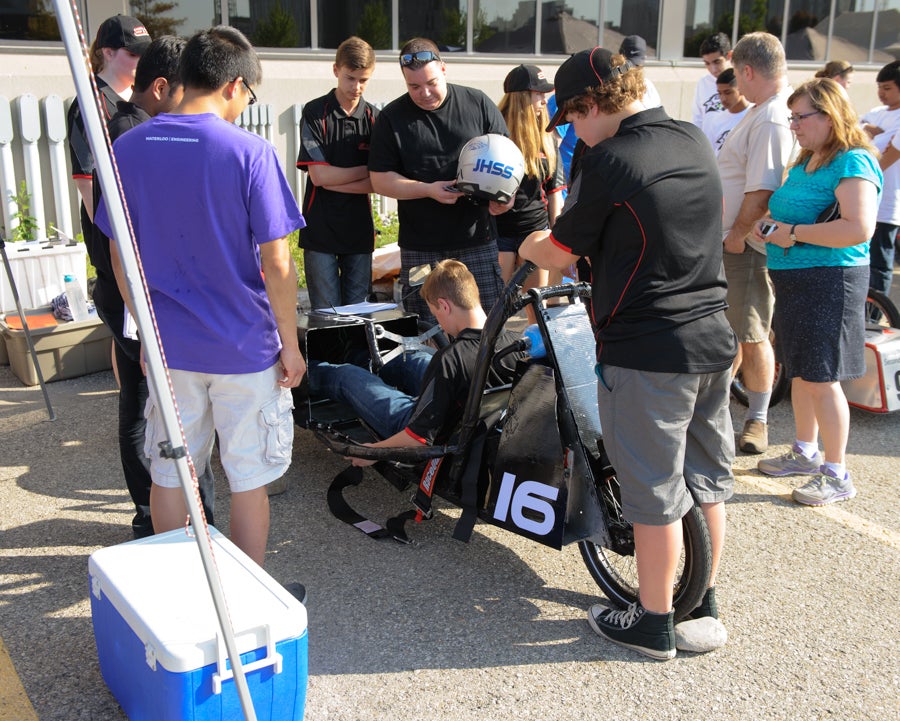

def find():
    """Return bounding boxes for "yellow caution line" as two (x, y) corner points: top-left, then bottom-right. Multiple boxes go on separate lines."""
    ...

(0, 636), (39, 721)
(736, 472), (900, 550)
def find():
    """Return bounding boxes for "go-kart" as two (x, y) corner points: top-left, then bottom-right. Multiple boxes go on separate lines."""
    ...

(296, 262), (713, 620)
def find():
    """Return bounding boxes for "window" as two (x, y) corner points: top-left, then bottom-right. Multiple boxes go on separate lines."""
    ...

(474, 0), (536, 53)
(684, 0), (898, 63)
(396, 0), (462, 50)
(321, 0), (391, 50)
(232, 0), (311, 49)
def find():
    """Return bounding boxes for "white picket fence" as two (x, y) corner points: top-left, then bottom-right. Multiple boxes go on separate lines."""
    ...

(0, 95), (392, 244)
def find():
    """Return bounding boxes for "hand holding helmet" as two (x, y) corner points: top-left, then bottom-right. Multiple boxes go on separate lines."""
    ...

(455, 134), (525, 203)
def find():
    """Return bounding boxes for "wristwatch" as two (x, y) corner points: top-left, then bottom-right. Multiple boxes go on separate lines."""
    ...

(785, 224), (798, 255)
(789, 224), (799, 245)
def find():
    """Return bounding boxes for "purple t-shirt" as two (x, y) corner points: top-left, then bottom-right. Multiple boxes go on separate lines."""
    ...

(96, 113), (305, 374)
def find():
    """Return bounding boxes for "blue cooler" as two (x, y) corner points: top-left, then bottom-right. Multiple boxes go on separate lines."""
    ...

(88, 528), (308, 721)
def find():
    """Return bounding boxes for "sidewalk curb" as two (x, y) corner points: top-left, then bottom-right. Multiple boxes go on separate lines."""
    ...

(0, 636), (39, 721)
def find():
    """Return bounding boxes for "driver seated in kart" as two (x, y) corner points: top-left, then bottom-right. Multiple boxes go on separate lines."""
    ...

(308, 259), (527, 465)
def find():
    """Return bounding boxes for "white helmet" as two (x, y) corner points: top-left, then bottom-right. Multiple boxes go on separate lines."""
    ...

(455, 134), (525, 203)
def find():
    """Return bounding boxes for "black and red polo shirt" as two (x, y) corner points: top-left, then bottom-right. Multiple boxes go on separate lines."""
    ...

(296, 89), (378, 255)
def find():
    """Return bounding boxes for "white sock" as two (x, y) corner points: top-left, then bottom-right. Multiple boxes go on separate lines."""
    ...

(823, 461), (846, 479)
(795, 440), (819, 459)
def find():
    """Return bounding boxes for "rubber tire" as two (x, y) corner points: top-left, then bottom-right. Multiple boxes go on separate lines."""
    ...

(578, 504), (712, 622)
(865, 288), (900, 329)
(731, 361), (789, 407)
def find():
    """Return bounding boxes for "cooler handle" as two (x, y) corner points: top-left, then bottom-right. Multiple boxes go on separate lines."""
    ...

(212, 623), (283, 694)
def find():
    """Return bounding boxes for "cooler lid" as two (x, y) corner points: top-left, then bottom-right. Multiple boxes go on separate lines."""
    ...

(88, 527), (307, 673)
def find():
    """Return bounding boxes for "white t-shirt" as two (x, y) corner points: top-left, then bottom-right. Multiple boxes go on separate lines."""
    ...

(861, 106), (900, 225)
(717, 87), (796, 253)
(643, 78), (662, 109)
(703, 105), (752, 156)
(877, 130), (900, 225)
(692, 72), (725, 127)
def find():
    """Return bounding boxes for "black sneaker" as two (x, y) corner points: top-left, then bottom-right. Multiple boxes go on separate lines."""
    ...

(686, 586), (718, 620)
(284, 582), (307, 606)
(587, 601), (675, 660)
(131, 512), (154, 539)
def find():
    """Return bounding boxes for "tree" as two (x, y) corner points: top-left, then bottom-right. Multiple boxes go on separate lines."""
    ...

(439, 6), (494, 49)
(254, 4), (300, 48)
(357, 1), (391, 50)
(130, 0), (185, 38)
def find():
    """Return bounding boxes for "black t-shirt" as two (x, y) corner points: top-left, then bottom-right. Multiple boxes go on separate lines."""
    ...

(406, 327), (523, 444)
(67, 77), (121, 181)
(89, 101), (150, 354)
(495, 138), (566, 239)
(67, 77), (122, 263)
(296, 90), (378, 254)
(550, 107), (736, 374)
(368, 84), (508, 251)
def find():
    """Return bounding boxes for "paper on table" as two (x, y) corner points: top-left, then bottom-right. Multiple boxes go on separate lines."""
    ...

(314, 301), (398, 315)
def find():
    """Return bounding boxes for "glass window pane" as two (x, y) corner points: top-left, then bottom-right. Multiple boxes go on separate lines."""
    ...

(474, 0), (536, 53)
(831, 0), (897, 65)
(0, 0), (62, 40)
(399, 0), (468, 52)
(321, 0), (390, 50)
(231, 0), (311, 48)
(607, 0), (660, 58)
(541, 0), (601, 55)
(684, 1), (784, 57)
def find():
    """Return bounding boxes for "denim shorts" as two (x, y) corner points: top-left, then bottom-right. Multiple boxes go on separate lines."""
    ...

(595, 364), (735, 525)
(144, 363), (294, 493)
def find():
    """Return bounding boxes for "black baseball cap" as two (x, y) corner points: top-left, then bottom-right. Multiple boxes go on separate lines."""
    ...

(504, 64), (554, 94)
(619, 35), (647, 66)
(95, 15), (151, 55)
(546, 47), (633, 131)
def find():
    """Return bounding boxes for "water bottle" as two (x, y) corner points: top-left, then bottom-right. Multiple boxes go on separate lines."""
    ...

(64, 274), (89, 322)
(522, 324), (546, 359)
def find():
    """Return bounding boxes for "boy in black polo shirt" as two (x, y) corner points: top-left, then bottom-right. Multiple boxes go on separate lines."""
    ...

(297, 36), (378, 310)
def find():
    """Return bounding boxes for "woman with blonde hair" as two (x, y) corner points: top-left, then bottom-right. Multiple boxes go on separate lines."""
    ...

(754, 78), (881, 506)
(815, 60), (853, 90)
(492, 65), (565, 288)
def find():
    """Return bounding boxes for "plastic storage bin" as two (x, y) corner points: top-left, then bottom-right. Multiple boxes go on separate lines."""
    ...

(89, 528), (308, 721)
(0, 307), (111, 384)
(0, 240), (87, 312)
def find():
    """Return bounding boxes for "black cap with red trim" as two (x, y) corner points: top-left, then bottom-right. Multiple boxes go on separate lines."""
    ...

(546, 47), (633, 131)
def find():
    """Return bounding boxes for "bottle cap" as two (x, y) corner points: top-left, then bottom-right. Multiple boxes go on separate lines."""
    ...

(64, 274), (74, 282)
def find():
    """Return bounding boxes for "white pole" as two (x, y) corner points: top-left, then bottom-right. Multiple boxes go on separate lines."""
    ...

(49, 3), (259, 719)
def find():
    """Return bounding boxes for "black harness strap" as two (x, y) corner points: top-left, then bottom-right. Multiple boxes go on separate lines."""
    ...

(326, 465), (420, 544)
(452, 419), (489, 543)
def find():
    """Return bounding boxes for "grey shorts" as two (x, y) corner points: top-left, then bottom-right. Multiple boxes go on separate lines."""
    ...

(144, 364), (294, 493)
(723, 248), (775, 343)
(595, 365), (735, 525)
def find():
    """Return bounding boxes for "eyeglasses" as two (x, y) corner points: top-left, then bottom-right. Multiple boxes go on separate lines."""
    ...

(240, 78), (257, 106)
(788, 110), (820, 125)
(399, 50), (440, 67)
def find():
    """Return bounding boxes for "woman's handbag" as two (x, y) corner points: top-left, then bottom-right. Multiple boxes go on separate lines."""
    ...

(816, 200), (840, 223)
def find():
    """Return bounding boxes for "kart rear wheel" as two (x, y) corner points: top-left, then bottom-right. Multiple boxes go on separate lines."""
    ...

(865, 288), (900, 329)
(578, 477), (712, 621)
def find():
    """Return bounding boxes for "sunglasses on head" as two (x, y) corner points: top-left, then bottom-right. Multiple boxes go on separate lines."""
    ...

(399, 50), (440, 67)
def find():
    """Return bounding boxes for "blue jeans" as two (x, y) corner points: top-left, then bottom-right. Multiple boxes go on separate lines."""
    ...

(304, 249), (372, 310)
(869, 222), (898, 296)
(309, 352), (432, 439)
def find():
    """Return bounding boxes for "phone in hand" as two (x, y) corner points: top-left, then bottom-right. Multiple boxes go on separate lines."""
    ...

(760, 220), (778, 237)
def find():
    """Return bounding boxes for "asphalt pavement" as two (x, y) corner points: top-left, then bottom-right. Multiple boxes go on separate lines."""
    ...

(1, 301), (899, 721)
